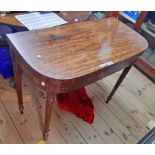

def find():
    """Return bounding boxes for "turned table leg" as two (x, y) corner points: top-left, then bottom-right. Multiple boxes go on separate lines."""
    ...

(106, 65), (132, 103)
(14, 63), (24, 114)
(43, 93), (55, 141)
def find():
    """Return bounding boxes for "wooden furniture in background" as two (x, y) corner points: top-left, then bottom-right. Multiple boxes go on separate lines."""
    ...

(106, 11), (119, 18)
(0, 12), (91, 27)
(136, 55), (155, 81)
(106, 11), (147, 31)
(59, 11), (91, 23)
(123, 12), (155, 82)
(132, 12), (148, 31)
(0, 11), (92, 87)
(6, 18), (148, 140)
(0, 12), (24, 27)
(106, 11), (155, 81)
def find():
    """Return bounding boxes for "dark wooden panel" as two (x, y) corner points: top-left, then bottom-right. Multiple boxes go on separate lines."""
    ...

(135, 58), (155, 82)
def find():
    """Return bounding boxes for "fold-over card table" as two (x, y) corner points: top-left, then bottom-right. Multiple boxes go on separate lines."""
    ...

(6, 17), (148, 140)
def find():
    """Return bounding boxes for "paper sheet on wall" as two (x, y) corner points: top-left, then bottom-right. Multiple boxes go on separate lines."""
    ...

(15, 12), (68, 30)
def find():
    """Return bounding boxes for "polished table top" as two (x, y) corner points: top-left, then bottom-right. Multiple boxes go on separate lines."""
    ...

(0, 12), (91, 27)
(7, 17), (148, 80)
(6, 16), (148, 141)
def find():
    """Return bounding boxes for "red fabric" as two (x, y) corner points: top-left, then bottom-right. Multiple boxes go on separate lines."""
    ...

(57, 87), (94, 124)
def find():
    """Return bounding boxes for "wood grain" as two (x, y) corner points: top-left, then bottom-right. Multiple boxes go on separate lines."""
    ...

(0, 12), (91, 27)
(7, 17), (148, 94)
(59, 11), (91, 23)
(0, 99), (23, 144)
(6, 17), (148, 140)
(0, 67), (155, 143)
(135, 58), (155, 81)
(25, 76), (86, 144)
(86, 88), (137, 143)
(1, 91), (32, 102)
(0, 12), (24, 27)
(88, 83), (148, 140)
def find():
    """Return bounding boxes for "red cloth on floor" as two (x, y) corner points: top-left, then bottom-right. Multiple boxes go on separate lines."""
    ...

(57, 87), (94, 124)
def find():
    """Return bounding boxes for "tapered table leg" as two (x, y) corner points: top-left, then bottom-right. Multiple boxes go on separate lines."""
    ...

(106, 65), (132, 103)
(14, 63), (24, 114)
(43, 93), (55, 141)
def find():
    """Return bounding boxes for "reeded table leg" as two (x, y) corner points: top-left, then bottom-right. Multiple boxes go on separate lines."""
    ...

(106, 65), (132, 103)
(43, 93), (55, 141)
(14, 63), (24, 114)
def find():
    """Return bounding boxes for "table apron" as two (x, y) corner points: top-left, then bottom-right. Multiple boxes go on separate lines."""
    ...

(47, 55), (139, 93)
(11, 48), (139, 94)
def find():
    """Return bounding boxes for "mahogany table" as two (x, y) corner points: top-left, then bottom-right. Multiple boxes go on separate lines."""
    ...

(6, 17), (148, 140)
